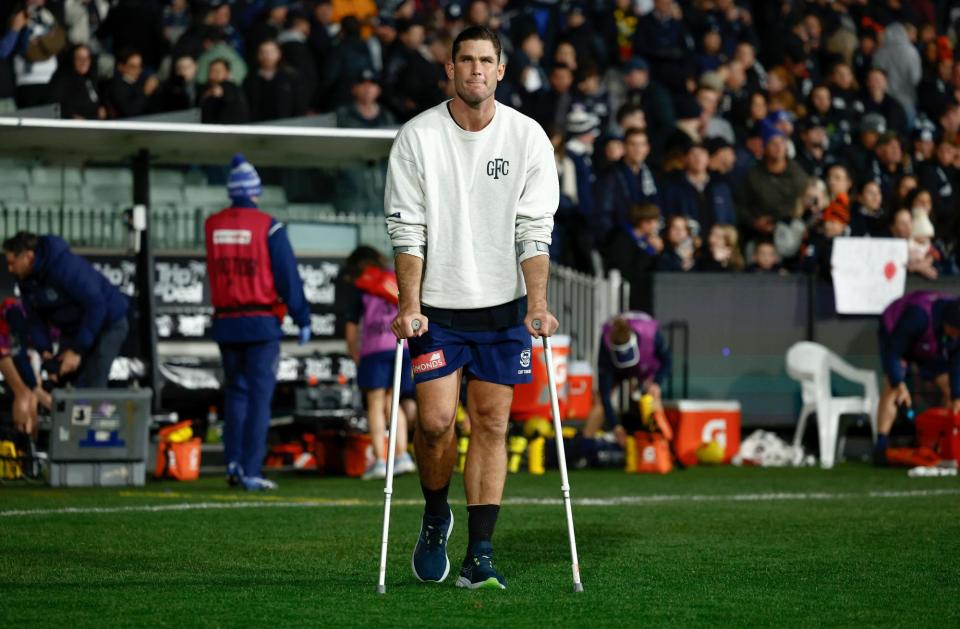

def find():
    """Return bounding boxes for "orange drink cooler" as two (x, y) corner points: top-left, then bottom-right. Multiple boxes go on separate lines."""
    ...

(565, 360), (593, 420)
(511, 335), (570, 421)
(664, 400), (741, 466)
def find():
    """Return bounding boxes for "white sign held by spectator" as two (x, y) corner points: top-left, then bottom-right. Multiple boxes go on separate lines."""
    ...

(831, 237), (908, 314)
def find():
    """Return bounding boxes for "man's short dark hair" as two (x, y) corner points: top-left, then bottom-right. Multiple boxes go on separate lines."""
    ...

(210, 57), (231, 72)
(452, 25), (502, 62)
(624, 127), (647, 142)
(2, 231), (39, 255)
(116, 48), (141, 65)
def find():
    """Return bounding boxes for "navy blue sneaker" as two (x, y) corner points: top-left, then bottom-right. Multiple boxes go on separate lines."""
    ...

(227, 462), (243, 487)
(411, 509), (454, 582)
(455, 542), (506, 590)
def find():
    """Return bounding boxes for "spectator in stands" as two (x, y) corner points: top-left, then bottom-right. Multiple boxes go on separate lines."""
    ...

(200, 58), (249, 124)
(595, 128), (659, 246)
(277, 10), (316, 114)
(825, 163), (853, 203)
(889, 207), (937, 280)
(509, 29), (547, 111)
(917, 138), (957, 237)
(2, 231), (129, 388)
(656, 214), (696, 272)
(617, 56), (675, 159)
(335, 69), (394, 214)
(103, 48), (157, 119)
(850, 179), (886, 238)
(801, 192), (850, 279)
(244, 39), (303, 122)
(603, 201), (662, 281)
(528, 62), (574, 132)
(63, 0), (109, 47)
(910, 121), (937, 166)
(874, 292), (960, 466)
(795, 116), (833, 180)
(12, 0), (63, 108)
(745, 239), (781, 274)
(662, 141), (735, 239)
(871, 22), (922, 119)
(204, 155), (310, 491)
(52, 43), (104, 120)
(693, 24), (724, 76)
(918, 54), (955, 121)
(383, 18), (438, 121)
(246, 0), (289, 65)
(319, 16), (373, 111)
(564, 107), (599, 240)
(696, 82), (736, 145)
(844, 111), (886, 183)
(698, 224), (744, 272)
(705, 136), (742, 188)
(309, 0), (336, 63)
(596, 0), (638, 66)
(150, 55), (197, 113)
(869, 132), (909, 199)
(740, 121), (809, 241)
(0, 6), (28, 113)
(161, 0), (188, 46)
(572, 61), (612, 134)
(862, 68), (908, 138)
(99, 3), (164, 70)
(632, 0), (692, 94)
(195, 26), (248, 87)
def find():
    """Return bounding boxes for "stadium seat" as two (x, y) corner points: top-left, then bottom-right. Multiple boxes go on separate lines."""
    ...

(82, 185), (133, 205)
(31, 166), (84, 187)
(27, 184), (82, 204)
(0, 183), (27, 203)
(84, 167), (133, 187)
(184, 186), (228, 208)
(785, 341), (878, 469)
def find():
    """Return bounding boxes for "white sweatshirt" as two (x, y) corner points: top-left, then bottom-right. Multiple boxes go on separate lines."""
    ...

(384, 100), (558, 310)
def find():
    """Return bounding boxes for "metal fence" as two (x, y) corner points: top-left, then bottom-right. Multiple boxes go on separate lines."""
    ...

(548, 266), (629, 365)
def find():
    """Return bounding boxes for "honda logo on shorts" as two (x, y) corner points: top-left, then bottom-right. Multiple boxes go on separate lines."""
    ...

(413, 350), (447, 374)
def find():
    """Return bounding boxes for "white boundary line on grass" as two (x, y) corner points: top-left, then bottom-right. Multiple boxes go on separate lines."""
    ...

(2, 488), (959, 518)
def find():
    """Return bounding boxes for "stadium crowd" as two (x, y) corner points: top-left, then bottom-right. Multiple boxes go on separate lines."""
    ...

(1, 0), (959, 281)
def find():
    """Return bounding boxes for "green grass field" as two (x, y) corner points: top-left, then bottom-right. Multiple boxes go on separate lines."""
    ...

(2, 465), (959, 627)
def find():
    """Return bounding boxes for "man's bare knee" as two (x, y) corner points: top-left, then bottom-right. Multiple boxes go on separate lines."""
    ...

(417, 411), (456, 442)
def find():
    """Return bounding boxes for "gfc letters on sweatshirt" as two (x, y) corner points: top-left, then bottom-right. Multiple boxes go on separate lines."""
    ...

(384, 100), (559, 310)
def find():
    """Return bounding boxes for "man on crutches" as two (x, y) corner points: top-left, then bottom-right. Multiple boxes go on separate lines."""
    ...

(379, 25), (567, 591)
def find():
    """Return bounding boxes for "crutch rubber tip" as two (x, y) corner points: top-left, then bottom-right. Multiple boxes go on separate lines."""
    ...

(574, 583), (584, 593)
(377, 585), (386, 594)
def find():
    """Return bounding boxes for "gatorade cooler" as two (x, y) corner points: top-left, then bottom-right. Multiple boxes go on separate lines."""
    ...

(916, 408), (960, 460)
(665, 400), (741, 467)
(511, 335), (570, 421)
(566, 360), (593, 420)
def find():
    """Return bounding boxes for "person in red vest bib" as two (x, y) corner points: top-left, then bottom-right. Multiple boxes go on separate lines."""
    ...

(875, 291), (960, 465)
(205, 154), (311, 491)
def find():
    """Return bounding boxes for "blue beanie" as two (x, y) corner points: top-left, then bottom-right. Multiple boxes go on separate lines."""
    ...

(760, 120), (786, 146)
(227, 154), (262, 200)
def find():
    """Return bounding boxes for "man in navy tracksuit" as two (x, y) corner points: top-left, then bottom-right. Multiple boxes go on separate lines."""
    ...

(876, 291), (960, 465)
(3, 232), (129, 388)
(205, 154), (311, 491)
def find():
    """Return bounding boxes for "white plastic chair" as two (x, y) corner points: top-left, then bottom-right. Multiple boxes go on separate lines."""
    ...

(785, 341), (878, 469)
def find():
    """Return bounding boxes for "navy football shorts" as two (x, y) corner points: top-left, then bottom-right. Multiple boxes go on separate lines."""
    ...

(408, 322), (533, 386)
(357, 349), (414, 394)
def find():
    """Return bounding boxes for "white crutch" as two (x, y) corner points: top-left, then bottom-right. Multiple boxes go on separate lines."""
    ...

(533, 319), (584, 593)
(377, 319), (419, 594)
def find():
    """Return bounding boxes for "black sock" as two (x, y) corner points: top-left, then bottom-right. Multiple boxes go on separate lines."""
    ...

(875, 434), (889, 451)
(467, 504), (500, 550)
(421, 483), (450, 518)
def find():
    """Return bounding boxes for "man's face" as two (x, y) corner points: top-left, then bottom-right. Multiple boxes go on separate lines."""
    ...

(712, 147), (735, 172)
(5, 251), (34, 280)
(73, 46), (91, 75)
(877, 139), (902, 166)
(686, 147), (709, 174)
(867, 70), (887, 97)
(208, 61), (229, 84)
(401, 25), (425, 50)
(550, 68), (573, 93)
(175, 56), (197, 83)
(764, 135), (787, 161)
(258, 42), (281, 71)
(353, 80), (380, 105)
(446, 38), (504, 107)
(119, 54), (143, 82)
(937, 142), (957, 166)
(624, 133), (649, 164)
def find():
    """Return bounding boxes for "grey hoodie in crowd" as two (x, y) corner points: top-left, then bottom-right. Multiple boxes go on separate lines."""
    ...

(872, 22), (922, 115)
